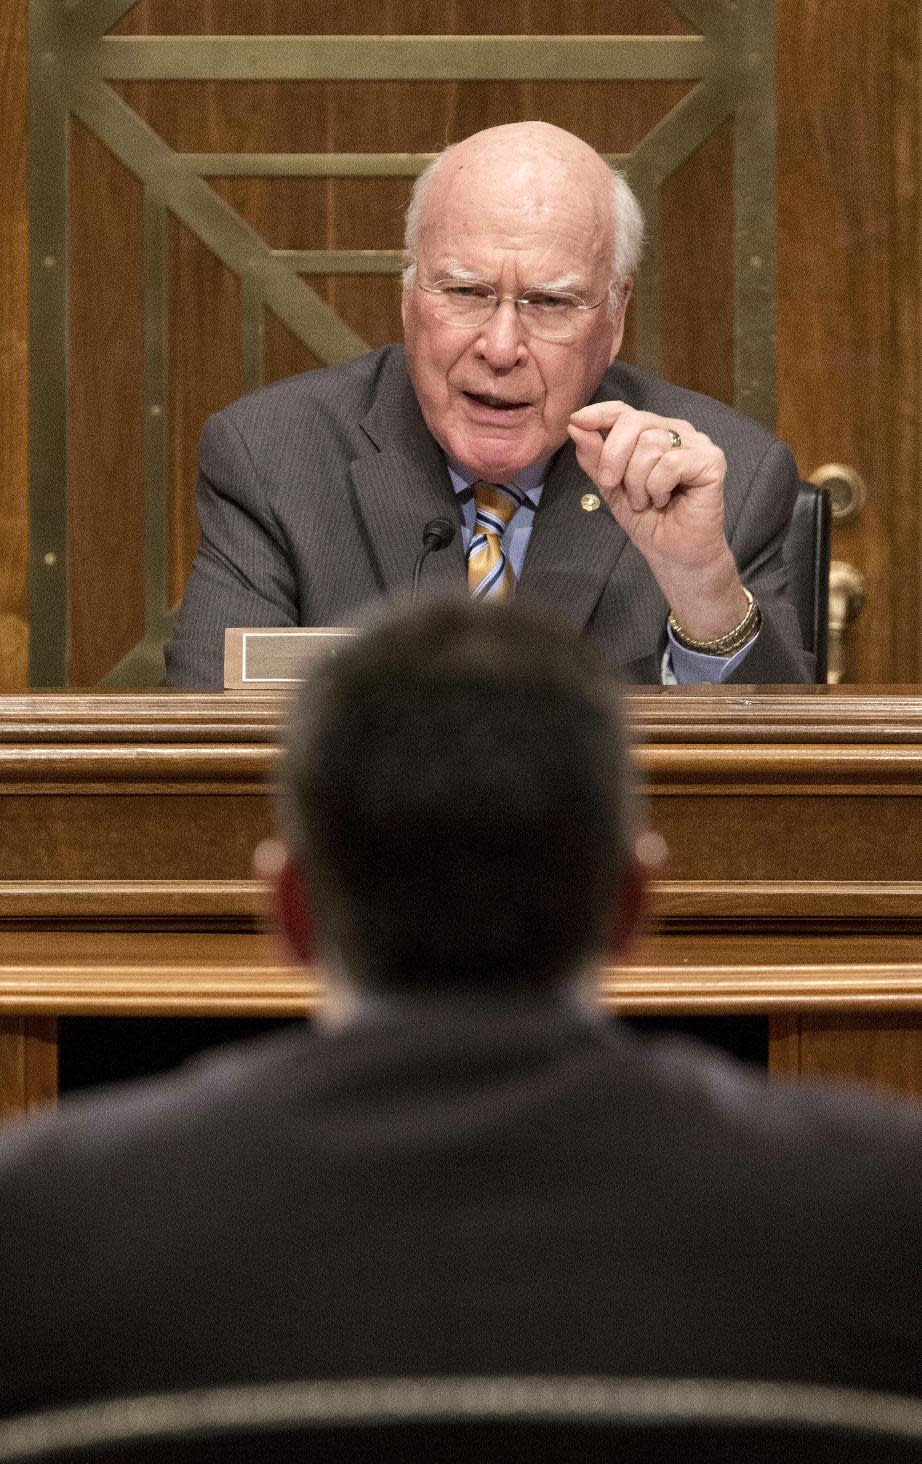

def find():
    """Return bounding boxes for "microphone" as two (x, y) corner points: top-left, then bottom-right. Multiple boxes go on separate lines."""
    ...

(411, 517), (456, 600)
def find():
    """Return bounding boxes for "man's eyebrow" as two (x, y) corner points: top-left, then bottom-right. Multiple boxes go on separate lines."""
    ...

(528, 273), (586, 294)
(431, 262), (486, 283)
(429, 263), (590, 293)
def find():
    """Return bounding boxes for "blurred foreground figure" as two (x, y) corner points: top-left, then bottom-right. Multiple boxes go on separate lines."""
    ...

(1, 600), (919, 1420)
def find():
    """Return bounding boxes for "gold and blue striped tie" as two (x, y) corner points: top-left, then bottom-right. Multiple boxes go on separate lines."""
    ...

(467, 481), (526, 602)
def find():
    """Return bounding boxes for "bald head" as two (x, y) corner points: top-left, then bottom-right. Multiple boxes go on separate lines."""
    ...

(404, 122), (644, 285)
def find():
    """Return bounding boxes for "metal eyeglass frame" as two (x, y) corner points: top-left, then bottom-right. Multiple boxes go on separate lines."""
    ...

(414, 277), (611, 340)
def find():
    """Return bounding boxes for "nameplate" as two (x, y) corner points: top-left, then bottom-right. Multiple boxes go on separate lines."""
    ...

(224, 628), (358, 689)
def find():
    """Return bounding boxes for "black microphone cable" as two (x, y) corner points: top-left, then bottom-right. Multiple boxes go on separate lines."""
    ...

(411, 517), (456, 600)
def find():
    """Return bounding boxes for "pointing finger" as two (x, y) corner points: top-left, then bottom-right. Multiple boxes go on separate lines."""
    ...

(569, 400), (632, 431)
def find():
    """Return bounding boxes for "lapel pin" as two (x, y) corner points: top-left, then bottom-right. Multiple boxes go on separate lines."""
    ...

(580, 493), (601, 512)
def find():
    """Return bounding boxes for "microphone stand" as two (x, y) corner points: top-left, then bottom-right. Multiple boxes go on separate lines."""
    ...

(411, 518), (456, 600)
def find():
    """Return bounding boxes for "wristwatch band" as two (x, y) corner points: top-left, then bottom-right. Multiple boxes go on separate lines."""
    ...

(668, 588), (761, 657)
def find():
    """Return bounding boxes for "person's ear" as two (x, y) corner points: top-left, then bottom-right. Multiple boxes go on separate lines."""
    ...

(607, 277), (634, 364)
(605, 830), (667, 958)
(252, 838), (316, 965)
(400, 263), (414, 333)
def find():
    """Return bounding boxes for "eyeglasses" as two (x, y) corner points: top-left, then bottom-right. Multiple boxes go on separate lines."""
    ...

(415, 278), (610, 342)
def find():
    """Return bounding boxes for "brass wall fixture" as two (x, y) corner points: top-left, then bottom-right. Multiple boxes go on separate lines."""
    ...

(808, 462), (868, 525)
(827, 560), (867, 684)
(807, 464), (867, 682)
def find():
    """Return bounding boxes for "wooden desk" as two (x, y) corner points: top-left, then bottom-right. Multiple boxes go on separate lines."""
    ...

(2, 687), (921, 1119)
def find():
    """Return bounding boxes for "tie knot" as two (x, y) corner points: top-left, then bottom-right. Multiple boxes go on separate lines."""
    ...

(472, 481), (525, 536)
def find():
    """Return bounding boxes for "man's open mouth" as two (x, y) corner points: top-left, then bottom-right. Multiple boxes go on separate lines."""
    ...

(463, 392), (529, 412)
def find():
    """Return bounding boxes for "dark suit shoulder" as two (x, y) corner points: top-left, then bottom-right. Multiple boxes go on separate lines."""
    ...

(202, 346), (407, 467)
(607, 1023), (922, 1184)
(0, 1023), (315, 1187)
(221, 345), (401, 423)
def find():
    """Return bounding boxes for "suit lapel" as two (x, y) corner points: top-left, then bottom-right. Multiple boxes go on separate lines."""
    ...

(517, 438), (664, 665)
(518, 441), (629, 629)
(350, 351), (467, 595)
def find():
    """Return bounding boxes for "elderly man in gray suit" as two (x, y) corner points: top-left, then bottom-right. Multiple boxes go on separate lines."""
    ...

(166, 121), (810, 689)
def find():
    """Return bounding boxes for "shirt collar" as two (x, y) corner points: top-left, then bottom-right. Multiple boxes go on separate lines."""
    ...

(446, 455), (545, 506)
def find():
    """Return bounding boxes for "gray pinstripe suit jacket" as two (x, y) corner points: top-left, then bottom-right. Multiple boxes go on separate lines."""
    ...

(165, 346), (811, 689)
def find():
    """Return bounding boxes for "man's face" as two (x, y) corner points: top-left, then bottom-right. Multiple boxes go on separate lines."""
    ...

(402, 155), (626, 483)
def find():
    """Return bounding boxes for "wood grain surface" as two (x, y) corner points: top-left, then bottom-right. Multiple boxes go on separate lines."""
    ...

(661, 120), (734, 407)
(770, 1013), (922, 1099)
(168, 215), (242, 602)
(111, 2), (696, 39)
(8, 2), (920, 691)
(2, 685), (922, 1109)
(68, 119), (146, 687)
(776, 0), (922, 683)
(0, 0), (28, 693)
(0, 1017), (56, 1121)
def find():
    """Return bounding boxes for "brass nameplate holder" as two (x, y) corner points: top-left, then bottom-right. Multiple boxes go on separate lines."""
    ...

(224, 628), (358, 689)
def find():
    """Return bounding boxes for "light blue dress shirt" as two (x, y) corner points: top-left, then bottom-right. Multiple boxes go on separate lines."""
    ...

(446, 460), (758, 684)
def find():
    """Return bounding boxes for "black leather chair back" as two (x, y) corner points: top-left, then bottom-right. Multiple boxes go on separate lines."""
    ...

(782, 482), (832, 682)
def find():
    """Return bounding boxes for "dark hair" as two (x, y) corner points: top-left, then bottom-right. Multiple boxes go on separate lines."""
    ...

(280, 599), (636, 992)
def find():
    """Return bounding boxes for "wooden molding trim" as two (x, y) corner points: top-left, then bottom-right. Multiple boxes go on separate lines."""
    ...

(602, 964), (922, 1014)
(0, 962), (320, 1015)
(3, 692), (922, 791)
(627, 687), (922, 741)
(641, 744), (922, 791)
(0, 880), (261, 923)
(3, 878), (922, 929)
(2, 743), (920, 790)
(3, 876), (922, 934)
(0, 692), (281, 740)
(0, 749), (273, 788)
(653, 880), (922, 931)
(2, 687), (922, 743)
(0, 957), (921, 1017)
(3, 749), (922, 794)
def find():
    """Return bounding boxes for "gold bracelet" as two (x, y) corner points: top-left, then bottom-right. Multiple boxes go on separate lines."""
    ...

(668, 588), (761, 656)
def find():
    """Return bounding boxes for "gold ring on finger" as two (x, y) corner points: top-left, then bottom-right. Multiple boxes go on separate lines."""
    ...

(667, 429), (682, 450)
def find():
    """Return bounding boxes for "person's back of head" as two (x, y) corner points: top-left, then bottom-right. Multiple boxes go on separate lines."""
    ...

(278, 599), (638, 996)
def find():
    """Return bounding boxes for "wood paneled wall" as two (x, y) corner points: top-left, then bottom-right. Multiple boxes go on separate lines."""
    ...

(3, 2), (921, 687)
(62, 0), (720, 688)
(0, 0), (28, 693)
(776, 0), (922, 683)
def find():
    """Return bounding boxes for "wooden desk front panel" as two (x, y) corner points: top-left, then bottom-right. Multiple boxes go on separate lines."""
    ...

(1, 687), (921, 1115)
